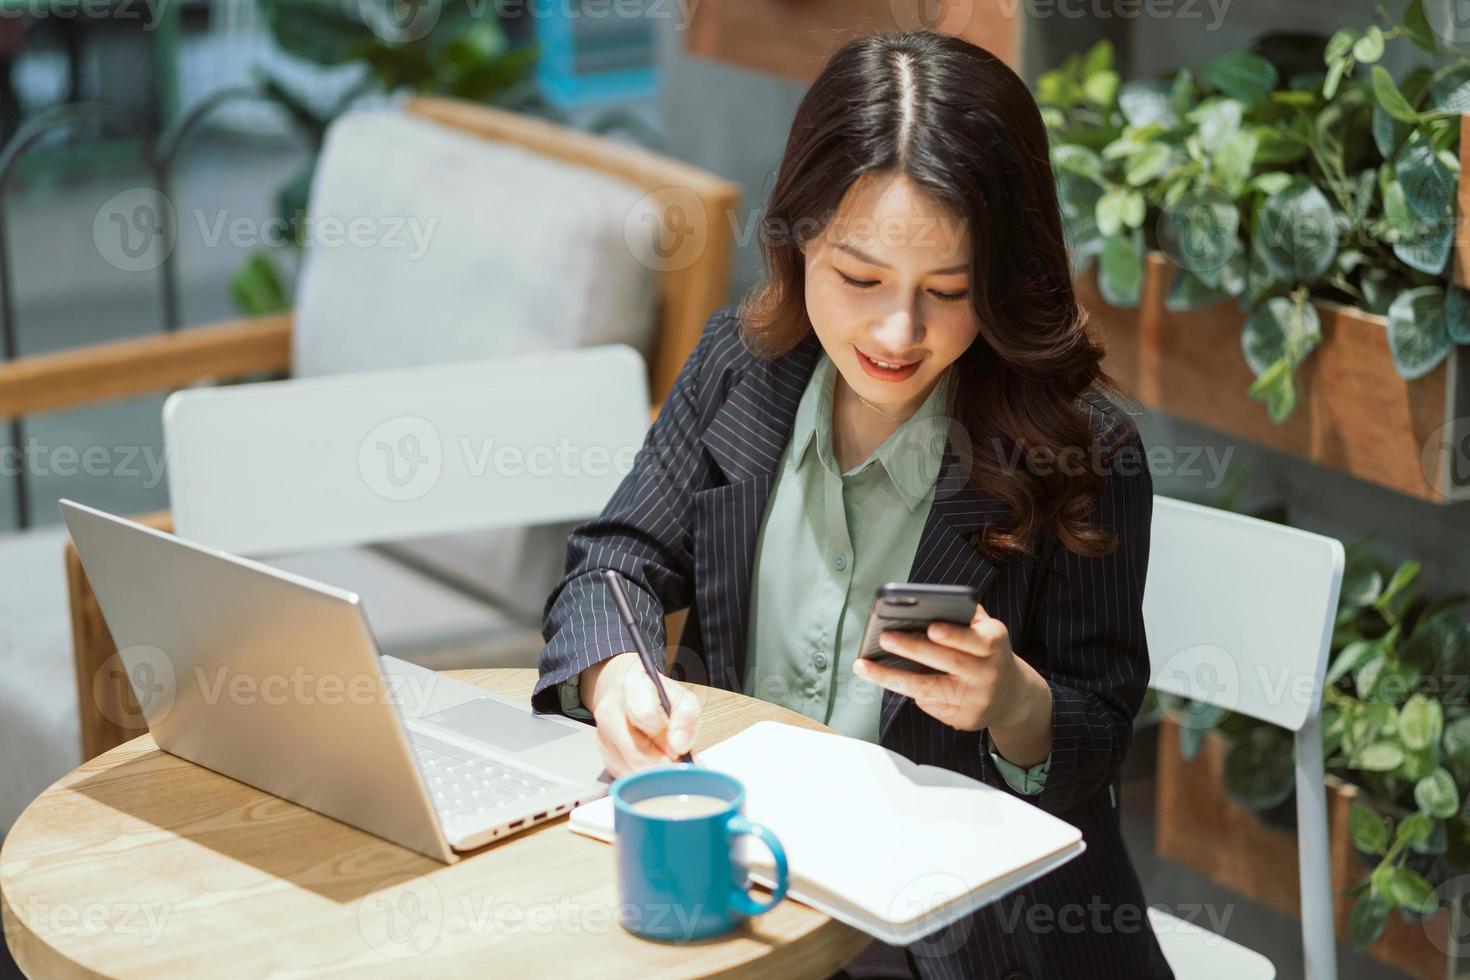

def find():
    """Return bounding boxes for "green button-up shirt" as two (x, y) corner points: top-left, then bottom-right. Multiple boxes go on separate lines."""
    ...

(741, 351), (1049, 794)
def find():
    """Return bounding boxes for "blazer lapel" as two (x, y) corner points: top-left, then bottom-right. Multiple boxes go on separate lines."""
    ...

(879, 446), (1009, 738)
(694, 335), (821, 690)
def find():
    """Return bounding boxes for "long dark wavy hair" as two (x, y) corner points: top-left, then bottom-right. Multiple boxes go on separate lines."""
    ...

(738, 30), (1123, 562)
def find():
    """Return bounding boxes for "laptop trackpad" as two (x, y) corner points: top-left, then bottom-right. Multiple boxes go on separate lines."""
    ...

(420, 698), (575, 753)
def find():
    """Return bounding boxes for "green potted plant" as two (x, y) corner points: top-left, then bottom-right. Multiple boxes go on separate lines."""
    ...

(1154, 540), (1470, 969)
(1038, 3), (1468, 421)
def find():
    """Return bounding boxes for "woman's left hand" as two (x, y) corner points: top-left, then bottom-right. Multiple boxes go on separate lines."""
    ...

(852, 602), (1054, 767)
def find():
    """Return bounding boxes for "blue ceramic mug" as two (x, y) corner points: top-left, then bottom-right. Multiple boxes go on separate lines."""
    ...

(611, 765), (789, 941)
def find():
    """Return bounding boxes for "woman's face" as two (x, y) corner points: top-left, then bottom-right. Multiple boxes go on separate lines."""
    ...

(802, 171), (982, 418)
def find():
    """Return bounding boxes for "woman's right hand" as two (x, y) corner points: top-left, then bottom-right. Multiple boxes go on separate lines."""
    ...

(581, 651), (701, 778)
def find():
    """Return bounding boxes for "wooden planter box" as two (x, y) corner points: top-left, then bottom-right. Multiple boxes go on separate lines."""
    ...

(1075, 253), (1470, 503)
(1155, 719), (1462, 978)
(684, 0), (1022, 82)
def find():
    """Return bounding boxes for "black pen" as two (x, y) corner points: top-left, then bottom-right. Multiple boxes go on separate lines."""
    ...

(601, 569), (696, 764)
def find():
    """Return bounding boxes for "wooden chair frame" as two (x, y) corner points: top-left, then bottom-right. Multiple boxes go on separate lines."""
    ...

(1, 97), (733, 760)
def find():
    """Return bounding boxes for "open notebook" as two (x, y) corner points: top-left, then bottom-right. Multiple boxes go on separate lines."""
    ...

(569, 720), (1085, 945)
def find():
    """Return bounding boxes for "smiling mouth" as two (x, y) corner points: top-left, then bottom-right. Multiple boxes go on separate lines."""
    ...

(854, 345), (922, 382)
(855, 346), (920, 368)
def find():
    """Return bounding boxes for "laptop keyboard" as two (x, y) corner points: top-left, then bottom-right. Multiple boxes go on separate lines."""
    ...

(409, 732), (559, 825)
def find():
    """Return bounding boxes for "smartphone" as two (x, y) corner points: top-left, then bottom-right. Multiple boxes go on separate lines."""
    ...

(858, 583), (981, 675)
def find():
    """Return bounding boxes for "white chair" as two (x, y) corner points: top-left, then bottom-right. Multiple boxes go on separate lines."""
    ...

(160, 344), (650, 671)
(1144, 495), (1345, 980)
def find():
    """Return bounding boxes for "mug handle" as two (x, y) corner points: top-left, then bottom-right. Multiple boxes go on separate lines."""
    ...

(725, 815), (789, 916)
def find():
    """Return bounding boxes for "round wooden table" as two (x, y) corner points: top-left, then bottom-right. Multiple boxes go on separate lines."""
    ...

(1, 668), (870, 979)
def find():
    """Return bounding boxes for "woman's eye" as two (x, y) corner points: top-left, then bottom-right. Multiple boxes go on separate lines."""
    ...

(837, 271), (879, 289)
(929, 288), (969, 302)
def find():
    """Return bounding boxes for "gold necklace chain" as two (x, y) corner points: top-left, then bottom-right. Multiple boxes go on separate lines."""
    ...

(855, 392), (912, 423)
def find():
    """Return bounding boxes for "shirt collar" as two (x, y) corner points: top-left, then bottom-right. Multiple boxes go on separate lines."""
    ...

(792, 352), (954, 512)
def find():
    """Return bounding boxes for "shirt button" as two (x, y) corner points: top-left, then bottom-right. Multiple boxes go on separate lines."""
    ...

(832, 553), (847, 571)
(814, 653), (828, 669)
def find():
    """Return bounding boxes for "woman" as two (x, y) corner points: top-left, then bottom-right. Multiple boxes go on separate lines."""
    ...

(533, 30), (1172, 980)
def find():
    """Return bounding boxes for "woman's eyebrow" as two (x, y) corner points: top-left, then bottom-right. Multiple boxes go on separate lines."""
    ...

(834, 240), (968, 276)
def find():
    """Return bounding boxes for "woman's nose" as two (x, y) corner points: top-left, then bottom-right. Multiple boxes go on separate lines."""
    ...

(869, 306), (924, 353)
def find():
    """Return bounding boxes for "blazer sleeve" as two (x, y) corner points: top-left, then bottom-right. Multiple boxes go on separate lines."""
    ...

(530, 309), (725, 713)
(1017, 424), (1153, 816)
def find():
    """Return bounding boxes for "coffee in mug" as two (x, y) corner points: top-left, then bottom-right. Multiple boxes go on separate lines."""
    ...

(629, 793), (730, 819)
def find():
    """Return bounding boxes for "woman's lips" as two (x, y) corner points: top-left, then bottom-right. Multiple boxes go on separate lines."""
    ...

(854, 345), (921, 382)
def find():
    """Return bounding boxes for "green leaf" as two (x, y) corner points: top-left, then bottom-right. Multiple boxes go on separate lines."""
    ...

(1403, 0), (1438, 54)
(1057, 172), (1105, 260)
(1246, 354), (1297, 422)
(1396, 811), (1435, 849)
(1125, 142), (1171, 186)
(1214, 129), (1259, 196)
(1053, 144), (1107, 182)
(1166, 266), (1232, 310)
(1323, 58), (1349, 101)
(1446, 284), (1470, 345)
(1098, 232), (1144, 307)
(1353, 741), (1406, 771)
(1327, 638), (1379, 686)
(1443, 715), (1470, 784)
(1118, 80), (1176, 129)
(1387, 286), (1451, 380)
(229, 251), (291, 317)
(1325, 29), (1359, 64)
(1372, 102), (1410, 160)
(1206, 51), (1279, 105)
(1341, 560), (1384, 609)
(1397, 132), (1456, 223)
(1349, 892), (1388, 949)
(1254, 179), (1339, 283)
(1432, 65), (1470, 114)
(1371, 66), (1421, 123)
(1380, 866), (1437, 914)
(1190, 98), (1245, 153)
(1353, 27), (1386, 64)
(1401, 695), (1444, 751)
(1242, 295), (1321, 375)
(1350, 801), (1390, 854)
(1415, 767), (1460, 818)
(1158, 190), (1239, 280)
(1223, 727), (1296, 808)
(1083, 70), (1120, 109)
(260, 0), (376, 66)
(1376, 560), (1422, 621)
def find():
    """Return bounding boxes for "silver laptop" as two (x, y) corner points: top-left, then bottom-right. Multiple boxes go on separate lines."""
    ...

(60, 499), (609, 863)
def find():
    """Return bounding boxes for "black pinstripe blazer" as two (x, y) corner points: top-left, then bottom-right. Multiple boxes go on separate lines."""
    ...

(534, 306), (1174, 980)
